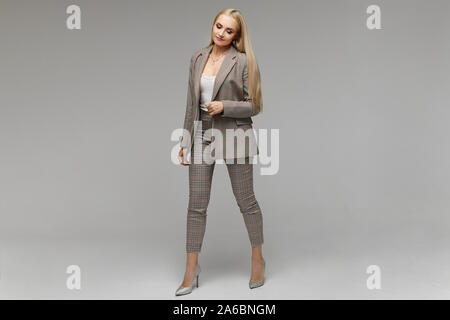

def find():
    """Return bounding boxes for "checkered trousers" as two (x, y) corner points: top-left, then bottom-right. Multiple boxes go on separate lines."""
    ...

(186, 109), (264, 252)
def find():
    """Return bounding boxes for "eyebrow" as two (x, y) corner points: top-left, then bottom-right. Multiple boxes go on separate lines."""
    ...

(216, 22), (234, 31)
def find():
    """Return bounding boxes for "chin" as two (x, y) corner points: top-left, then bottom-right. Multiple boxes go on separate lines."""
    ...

(215, 41), (229, 47)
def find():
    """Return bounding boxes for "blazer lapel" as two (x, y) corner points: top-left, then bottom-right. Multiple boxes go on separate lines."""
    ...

(193, 46), (211, 109)
(211, 45), (237, 102)
(193, 45), (238, 107)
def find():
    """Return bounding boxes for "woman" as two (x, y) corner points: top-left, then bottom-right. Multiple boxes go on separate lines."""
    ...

(176, 8), (265, 296)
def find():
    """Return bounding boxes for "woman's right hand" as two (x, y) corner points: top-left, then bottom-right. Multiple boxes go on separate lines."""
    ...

(178, 147), (189, 166)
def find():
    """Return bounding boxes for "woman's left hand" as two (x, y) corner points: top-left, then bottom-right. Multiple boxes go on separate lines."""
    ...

(205, 101), (224, 116)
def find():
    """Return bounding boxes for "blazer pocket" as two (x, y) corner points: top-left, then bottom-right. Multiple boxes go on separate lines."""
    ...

(235, 118), (253, 126)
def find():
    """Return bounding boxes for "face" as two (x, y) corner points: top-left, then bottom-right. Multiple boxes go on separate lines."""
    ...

(212, 14), (239, 47)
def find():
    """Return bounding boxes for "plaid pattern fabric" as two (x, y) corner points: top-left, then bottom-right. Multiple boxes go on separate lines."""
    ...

(186, 109), (264, 253)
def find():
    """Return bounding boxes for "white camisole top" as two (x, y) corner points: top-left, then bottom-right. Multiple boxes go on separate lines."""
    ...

(199, 74), (216, 112)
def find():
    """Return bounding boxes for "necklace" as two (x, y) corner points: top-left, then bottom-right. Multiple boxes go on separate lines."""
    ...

(210, 51), (227, 64)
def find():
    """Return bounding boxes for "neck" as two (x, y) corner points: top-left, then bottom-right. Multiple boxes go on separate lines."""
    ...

(212, 44), (230, 56)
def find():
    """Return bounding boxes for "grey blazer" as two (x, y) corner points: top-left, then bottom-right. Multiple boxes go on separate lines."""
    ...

(179, 44), (260, 160)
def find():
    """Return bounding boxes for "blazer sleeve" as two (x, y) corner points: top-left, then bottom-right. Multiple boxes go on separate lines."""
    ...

(179, 55), (195, 148)
(221, 55), (260, 118)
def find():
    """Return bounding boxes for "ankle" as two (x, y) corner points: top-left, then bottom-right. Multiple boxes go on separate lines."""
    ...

(251, 257), (264, 265)
(186, 253), (199, 265)
(186, 260), (198, 269)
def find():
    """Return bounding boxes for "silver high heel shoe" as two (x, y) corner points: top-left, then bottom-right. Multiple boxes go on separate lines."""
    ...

(249, 258), (265, 289)
(175, 264), (201, 296)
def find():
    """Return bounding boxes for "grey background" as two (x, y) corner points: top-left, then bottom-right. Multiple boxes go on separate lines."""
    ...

(1, 0), (449, 299)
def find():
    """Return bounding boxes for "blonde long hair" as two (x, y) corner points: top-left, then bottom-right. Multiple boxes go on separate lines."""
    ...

(206, 8), (263, 114)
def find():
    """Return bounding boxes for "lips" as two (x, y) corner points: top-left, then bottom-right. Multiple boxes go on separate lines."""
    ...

(216, 36), (224, 41)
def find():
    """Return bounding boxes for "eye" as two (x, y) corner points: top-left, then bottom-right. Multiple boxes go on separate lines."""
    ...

(216, 23), (233, 34)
